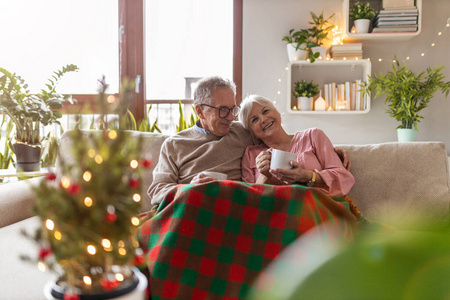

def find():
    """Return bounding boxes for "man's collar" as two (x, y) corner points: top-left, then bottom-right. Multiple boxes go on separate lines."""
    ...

(194, 119), (211, 134)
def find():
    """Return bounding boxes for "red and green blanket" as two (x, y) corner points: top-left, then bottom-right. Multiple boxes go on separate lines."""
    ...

(138, 180), (357, 299)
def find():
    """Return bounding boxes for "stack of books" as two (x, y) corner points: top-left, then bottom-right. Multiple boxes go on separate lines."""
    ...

(331, 43), (363, 60)
(323, 80), (365, 111)
(372, 6), (418, 33)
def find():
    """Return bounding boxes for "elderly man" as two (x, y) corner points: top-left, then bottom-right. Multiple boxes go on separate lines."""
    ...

(148, 76), (253, 205)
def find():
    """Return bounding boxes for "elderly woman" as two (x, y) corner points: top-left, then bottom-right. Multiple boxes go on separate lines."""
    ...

(238, 94), (354, 197)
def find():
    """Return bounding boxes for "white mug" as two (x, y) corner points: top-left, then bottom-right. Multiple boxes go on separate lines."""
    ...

(269, 149), (297, 170)
(199, 171), (227, 180)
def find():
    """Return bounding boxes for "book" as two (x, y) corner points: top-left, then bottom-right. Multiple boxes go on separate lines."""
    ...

(375, 21), (418, 26)
(372, 25), (417, 32)
(331, 43), (362, 51)
(375, 14), (418, 20)
(378, 8), (418, 14)
(332, 49), (363, 54)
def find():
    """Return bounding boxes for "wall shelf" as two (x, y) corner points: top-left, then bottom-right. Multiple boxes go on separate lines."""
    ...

(287, 59), (371, 114)
(343, 0), (422, 41)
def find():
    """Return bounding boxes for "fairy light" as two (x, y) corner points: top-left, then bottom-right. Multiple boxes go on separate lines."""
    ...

(421, 53), (425, 56)
(84, 197), (93, 207)
(61, 176), (71, 188)
(88, 149), (96, 158)
(406, 56), (410, 60)
(118, 248), (127, 256)
(46, 219), (55, 231)
(108, 130), (117, 140)
(130, 159), (138, 169)
(115, 273), (124, 282)
(94, 154), (103, 164)
(118, 240), (125, 248)
(131, 217), (140, 226)
(431, 43), (435, 47)
(132, 193), (141, 202)
(87, 245), (96, 255)
(378, 58), (382, 62)
(83, 276), (92, 286)
(102, 239), (111, 249)
(38, 261), (46, 272)
(83, 171), (92, 182)
(107, 95), (116, 104)
(54, 231), (62, 240)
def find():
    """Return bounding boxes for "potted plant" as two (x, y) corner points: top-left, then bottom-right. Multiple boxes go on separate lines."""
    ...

(0, 65), (78, 171)
(308, 11), (335, 59)
(292, 80), (320, 111)
(282, 29), (320, 63)
(362, 59), (450, 142)
(22, 78), (151, 299)
(349, 1), (377, 33)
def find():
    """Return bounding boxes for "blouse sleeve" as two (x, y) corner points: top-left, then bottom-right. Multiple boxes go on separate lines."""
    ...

(241, 146), (257, 183)
(309, 128), (355, 197)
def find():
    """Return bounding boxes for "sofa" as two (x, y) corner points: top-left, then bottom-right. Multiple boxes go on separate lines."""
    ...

(1, 131), (449, 299)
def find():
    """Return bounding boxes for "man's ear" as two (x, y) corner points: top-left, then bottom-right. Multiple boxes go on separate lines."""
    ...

(195, 104), (204, 119)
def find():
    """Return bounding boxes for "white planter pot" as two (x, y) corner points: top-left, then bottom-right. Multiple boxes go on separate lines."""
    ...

(354, 19), (371, 33)
(44, 268), (148, 300)
(287, 44), (308, 61)
(298, 97), (313, 111)
(311, 46), (327, 60)
(397, 128), (418, 142)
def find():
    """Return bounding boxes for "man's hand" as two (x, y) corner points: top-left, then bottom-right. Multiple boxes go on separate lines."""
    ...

(334, 147), (351, 171)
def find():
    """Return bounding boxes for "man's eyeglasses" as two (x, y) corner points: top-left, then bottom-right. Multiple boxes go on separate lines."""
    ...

(201, 104), (240, 118)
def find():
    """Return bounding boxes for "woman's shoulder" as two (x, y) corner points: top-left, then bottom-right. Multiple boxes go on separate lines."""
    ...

(294, 127), (326, 139)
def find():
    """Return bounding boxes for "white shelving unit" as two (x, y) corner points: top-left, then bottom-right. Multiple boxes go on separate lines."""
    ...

(343, 0), (422, 41)
(287, 59), (371, 114)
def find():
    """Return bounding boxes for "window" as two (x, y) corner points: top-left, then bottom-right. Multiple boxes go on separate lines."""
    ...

(0, 0), (119, 95)
(145, 0), (233, 100)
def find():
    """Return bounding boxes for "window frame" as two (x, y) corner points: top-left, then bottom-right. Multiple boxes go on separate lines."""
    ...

(65, 0), (242, 124)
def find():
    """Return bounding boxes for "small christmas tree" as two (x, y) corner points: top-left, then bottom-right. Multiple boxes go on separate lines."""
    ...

(22, 77), (152, 299)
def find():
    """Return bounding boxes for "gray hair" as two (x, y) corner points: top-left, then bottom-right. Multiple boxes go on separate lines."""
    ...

(238, 94), (278, 130)
(193, 76), (236, 105)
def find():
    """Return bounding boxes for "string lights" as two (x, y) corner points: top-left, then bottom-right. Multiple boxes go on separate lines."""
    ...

(273, 17), (450, 103)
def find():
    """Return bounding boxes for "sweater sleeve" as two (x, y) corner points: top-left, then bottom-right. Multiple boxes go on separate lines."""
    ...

(309, 128), (355, 197)
(147, 139), (179, 204)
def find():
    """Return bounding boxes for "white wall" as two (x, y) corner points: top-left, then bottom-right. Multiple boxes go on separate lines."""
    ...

(242, 0), (450, 152)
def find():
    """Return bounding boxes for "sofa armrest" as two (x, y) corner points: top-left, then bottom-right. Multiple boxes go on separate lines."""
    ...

(0, 177), (41, 228)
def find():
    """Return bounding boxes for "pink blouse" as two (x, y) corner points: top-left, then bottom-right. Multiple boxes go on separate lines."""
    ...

(241, 128), (355, 197)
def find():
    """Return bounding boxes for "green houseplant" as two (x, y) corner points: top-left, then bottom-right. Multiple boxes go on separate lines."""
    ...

(349, 1), (377, 33)
(0, 64), (78, 171)
(308, 11), (335, 59)
(282, 29), (320, 63)
(293, 80), (320, 111)
(362, 59), (450, 141)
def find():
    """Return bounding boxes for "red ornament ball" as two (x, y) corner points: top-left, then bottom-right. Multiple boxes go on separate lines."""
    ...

(45, 173), (57, 181)
(129, 178), (140, 188)
(142, 159), (153, 168)
(63, 292), (80, 300)
(100, 278), (120, 291)
(67, 183), (81, 195)
(38, 247), (52, 260)
(106, 212), (117, 223)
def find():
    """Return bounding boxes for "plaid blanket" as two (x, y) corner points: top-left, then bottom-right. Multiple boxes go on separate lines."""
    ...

(139, 180), (357, 300)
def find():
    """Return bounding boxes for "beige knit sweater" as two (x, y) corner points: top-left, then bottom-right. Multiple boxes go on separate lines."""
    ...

(148, 122), (252, 204)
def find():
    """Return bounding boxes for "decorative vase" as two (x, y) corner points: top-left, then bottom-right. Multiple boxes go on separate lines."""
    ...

(311, 46), (327, 60)
(298, 97), (312, 111)
(13, 142), (41, 172)
(354, 19), (371, 33)
(397, 128), (417, 142)
(43, 268), (148, 300)
(287, 44), (308, 61)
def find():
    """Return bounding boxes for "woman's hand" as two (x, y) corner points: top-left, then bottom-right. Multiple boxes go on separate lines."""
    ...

(255, 150), (272, 179)
(191, 173), (215, 184)
(270, 161), (309, 185)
